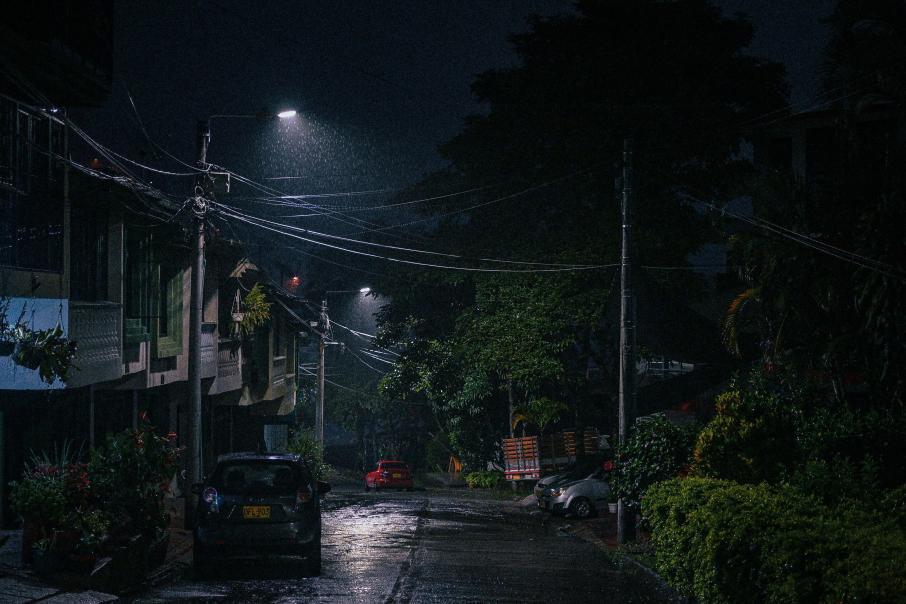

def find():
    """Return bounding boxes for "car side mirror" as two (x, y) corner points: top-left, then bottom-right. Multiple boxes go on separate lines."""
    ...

(317, 480), (331, 495)
(190, 483), (204, 495)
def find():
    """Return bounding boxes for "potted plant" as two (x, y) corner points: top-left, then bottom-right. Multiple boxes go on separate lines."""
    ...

(230, 283), (271, 338)
(9, 460), (69, 563)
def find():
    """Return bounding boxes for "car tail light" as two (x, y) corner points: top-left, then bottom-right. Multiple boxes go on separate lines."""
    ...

(297, 484), (313, 505)
(202, 487), (219, 513)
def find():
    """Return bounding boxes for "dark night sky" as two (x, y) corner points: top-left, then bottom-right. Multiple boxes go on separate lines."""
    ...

(77, 1), (835, 198)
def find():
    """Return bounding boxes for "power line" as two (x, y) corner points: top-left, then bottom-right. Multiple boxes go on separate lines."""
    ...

(216, 201), (601, 268)
(217, 206), (619, 274)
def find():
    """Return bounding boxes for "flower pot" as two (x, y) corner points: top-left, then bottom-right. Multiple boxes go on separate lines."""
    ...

(21, 517), (42, 564)
(12, 341), (42, 370)
(608, 503), (618, 514)
(66, 552), (97, 574)
(148, 532), (169, 568)
(53, 529), (81, 554)
(32, 547), (62, 577)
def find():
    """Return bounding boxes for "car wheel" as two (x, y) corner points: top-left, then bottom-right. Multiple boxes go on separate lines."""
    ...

(570, 497), (594, 519)
(303, 540), (322, 577)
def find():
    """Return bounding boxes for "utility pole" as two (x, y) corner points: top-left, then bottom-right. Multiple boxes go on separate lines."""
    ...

(617, 137), (636, 544)
(186, 119), (210, 529)
(317, 299), (328, 448)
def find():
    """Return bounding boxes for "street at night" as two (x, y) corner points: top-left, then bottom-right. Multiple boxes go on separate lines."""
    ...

(133, 487), (668, 604)
(3, 1), (906, 602)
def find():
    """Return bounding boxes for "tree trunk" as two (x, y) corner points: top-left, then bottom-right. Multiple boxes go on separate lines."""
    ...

(507, 378), (515, 438)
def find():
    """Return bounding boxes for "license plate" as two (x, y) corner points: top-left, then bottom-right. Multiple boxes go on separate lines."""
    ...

(392, 473), (401, 478)
(242, 505), (271, 519)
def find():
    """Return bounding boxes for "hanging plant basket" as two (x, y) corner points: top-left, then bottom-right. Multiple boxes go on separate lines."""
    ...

(13, 340), (42, 370)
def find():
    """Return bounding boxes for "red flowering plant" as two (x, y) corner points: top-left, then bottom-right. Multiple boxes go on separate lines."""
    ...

(87, 412), (183, 543)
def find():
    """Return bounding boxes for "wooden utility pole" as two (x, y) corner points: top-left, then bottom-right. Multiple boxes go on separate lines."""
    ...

(186, 119), (210, 529)
(317, 300), (328, 447)
(617, 138), (636, 544)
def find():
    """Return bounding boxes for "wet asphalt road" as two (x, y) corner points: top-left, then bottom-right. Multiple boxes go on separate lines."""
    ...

(131, 488), (670, 603)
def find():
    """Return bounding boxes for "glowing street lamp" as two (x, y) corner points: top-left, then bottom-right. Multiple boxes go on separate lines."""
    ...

(277, 109), (297, 119)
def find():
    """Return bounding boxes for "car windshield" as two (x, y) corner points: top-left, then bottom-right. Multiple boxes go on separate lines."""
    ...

(381, 462), (407, 470)
(564, 460), (601, 480)
(212, 461), (302, 495)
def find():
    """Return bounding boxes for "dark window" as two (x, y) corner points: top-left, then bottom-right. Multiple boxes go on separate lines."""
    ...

(124, 228), (152, 343)
(70, 198), (108, 301)
(0, 97), (64, 271)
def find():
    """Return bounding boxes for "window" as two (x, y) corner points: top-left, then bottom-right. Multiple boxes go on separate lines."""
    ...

(70, 197), (108, 301)
(0, 97), (64, 271)
(152, 248), (184, 358)
(124, 228), (151, 344)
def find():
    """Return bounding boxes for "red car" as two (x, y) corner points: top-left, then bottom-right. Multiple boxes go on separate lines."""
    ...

(364, 460), (414, 491)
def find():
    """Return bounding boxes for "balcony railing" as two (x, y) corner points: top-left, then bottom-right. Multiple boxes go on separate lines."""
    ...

(200, 322), (217, 379)
(68, 301), (123, 387)
(271, 356), (286, 388)
(209, 337), (242, 394)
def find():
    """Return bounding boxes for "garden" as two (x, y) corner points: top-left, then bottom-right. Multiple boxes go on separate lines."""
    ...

(8, 412), (182, 593)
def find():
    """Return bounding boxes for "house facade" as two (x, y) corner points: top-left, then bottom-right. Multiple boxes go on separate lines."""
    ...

(0, 6), (302, 526)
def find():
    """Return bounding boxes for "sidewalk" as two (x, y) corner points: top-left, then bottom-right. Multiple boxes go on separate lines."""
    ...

(0, 516), (193, 603)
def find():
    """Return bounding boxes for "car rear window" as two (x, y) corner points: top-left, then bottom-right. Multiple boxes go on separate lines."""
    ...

(380, 462), (407, 470)
(212, 461), (301, 495)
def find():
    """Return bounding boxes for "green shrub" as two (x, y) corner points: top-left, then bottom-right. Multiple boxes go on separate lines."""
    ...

(464, 470), (502, 489)
(612, 413), (697, 510)
(643, 478), (906, 604)
(287, 429), (331, 482)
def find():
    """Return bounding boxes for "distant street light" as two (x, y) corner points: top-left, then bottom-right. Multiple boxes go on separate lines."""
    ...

(277, 109), (297, 119)
(314, 287), (371, 447)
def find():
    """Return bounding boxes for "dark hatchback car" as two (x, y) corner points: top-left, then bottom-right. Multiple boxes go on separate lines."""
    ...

(192, 452), (331, 576)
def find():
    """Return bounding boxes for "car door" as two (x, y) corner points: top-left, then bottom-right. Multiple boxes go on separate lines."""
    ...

(589, 468), (610, 506)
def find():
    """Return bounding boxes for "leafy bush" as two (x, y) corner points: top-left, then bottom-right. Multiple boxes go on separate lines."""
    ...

(693, 369), (906, 505)
(643, 478), (906, 604)
(9, 466), (69, 529)
(464, 470), (502, 489)
(287, 429), (331, 481)
(612, 413), (696, 510)
(692, 377), (802, 483)
(88, 413), (181, 540)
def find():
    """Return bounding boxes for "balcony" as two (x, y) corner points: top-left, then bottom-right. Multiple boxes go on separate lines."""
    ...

(67, 301), (123, 387)
(271, 356), (286, 389)
(209, 338), (242, 395)
(200, 322), (217, 379)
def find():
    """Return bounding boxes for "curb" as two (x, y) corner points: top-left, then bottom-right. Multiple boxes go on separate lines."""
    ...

(618, 555), (693, 604)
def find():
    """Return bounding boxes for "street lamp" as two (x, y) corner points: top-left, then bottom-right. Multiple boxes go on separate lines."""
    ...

(187, 108), (297, 528)
(313, 287), (371, 448)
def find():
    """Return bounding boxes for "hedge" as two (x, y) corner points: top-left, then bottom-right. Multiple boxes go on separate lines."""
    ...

(642, 478), (906, 604)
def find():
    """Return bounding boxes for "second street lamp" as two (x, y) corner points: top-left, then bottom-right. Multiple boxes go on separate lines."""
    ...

(186, 108), (296, 528)
(314, 288), (370, 448)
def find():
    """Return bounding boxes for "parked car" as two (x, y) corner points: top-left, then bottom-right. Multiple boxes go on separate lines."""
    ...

(536, 465), (611, 518)
(532, 457), (606, 499)
(192, 452), (331, 576)
(364, 460), (414, 491)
